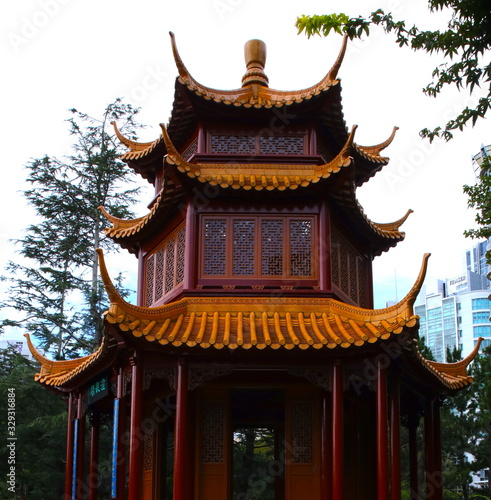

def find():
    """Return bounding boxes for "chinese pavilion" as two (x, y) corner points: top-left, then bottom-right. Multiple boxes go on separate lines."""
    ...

(27, 34), (481, 500)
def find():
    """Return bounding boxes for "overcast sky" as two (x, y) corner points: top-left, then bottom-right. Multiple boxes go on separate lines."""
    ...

(1, 0), (489, 340)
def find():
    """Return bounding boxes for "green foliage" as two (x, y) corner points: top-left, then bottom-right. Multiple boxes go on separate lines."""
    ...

(0, 99), (143, 358)
(464, 157), (491, 248)
(0, 347), (66, 499)
(296, 1), (491, 141)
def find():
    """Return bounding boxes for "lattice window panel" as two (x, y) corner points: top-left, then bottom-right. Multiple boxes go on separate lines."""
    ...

(210, 135), (255, 154)
(291, 402), (313, 463)
(181, 139), (198, 161)
(233, 219), (255, 275)
(145, 256), (155, 307)
(357, 256), (367, 307)
(290, 219), (313, 276)
(261, 219), (284, 276)
(259, 136), (304, 155)
(175, 227), (186, 286)
(154, 247), (166, 302)
(201, 401), (224, 463)
(330, 226), (368, 307)
(143, 426), (154, 471)
(145, 225), (185, 306)
(203, 219), (227, 275)
(331, 229), (340, 288)
(164, 237), (176, 294)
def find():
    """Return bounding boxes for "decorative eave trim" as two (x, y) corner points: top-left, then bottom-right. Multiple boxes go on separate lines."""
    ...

(426, 337), (483, 377)
(372, 209), (414, 233)
(161, 123), (355, 190)
(96, 250), (433, 352)
(169, 32), (346, 108)
(356, 126), (399, 156)
(111, 121), (156, 152)
(26, 333), (109, 388)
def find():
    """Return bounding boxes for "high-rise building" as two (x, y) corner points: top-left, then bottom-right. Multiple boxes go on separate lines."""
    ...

(416, 286), (491, 362)
(464, 240), (490, 288)
(472, 143), (491, 179)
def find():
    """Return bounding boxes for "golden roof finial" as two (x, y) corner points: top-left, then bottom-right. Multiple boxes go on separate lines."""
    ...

(242, 39), (269, 87)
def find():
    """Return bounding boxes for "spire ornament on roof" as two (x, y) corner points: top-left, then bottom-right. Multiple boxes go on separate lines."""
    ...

(242, 39), (269, 87)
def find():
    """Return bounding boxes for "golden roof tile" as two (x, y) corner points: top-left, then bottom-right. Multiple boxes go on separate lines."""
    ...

(98, 249), (429, 352)
(161, 123), (355, 191)
(168, 32), (348, 108)
(25, 333), (110, 389)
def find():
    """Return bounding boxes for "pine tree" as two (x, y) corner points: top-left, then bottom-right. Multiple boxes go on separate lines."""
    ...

(1, 99), (144, 358)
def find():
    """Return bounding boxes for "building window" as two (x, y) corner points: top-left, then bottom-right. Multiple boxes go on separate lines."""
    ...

(201, 215), (315, 280)
(209, 133), (306, 156)
(473, 311), (490, 324)
(477, 339), (491, 349)
(145, 224), (186, 306)
(472, 298), (491, 310)
(473, 325), (491, 338)
(330, 225), (368, 307)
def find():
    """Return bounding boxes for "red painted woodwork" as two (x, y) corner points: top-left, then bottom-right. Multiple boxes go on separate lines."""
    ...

(390, 378), (401, 500)
(116, 368), (126, 500)
(377, 364), (389, 500)
(64, 392), (74, 500)
(332, 363), (343, 500)
(129, 361), (143, 499)
(425, 401), (436, 498)
(174, 359), (189, 500)
(184, 201), (197, 291)
(321, 389), (332, 500)
(408, 417), (419, 500)
(433, 400), (443, 500)
(76, 393), (85, 500)
(88, 413), (99, 500)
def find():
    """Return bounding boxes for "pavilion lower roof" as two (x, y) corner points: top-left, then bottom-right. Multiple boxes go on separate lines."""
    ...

(25, 252), (479, 392)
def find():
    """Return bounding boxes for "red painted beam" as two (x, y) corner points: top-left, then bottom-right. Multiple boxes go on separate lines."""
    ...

(331, 363), (343, 500)
(377, 363), (388, 500)
(88, 413), (100, 500)
(129, 361), (143, 499)
(174, 359), (189, 500)
(64, 393), (74, 500)
(390, 378), (401, 500)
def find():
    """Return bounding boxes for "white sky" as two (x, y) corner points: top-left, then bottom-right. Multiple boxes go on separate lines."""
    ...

(1, 0), (489, 337)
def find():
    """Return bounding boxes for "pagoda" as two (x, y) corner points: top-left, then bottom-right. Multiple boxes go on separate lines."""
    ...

(27, 34), (481, 500)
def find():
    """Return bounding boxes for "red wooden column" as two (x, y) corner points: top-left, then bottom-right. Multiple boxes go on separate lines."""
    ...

(129, 359), (143, 499)
(331, 363), (343, 500)
(407, 414), (419, 500)
(64, 392), (75, 500)
(377, 362), (389, 500)
(88, 412), (100, 500)
(321, 389), (332, 500)
(112, 367), (126, 500)
(174, 358), (189, 500)
(433, 399), (443, 500)
(390, 377), (401, 500)
(425, 400), (436, 498)
(75, 392), (86, 500)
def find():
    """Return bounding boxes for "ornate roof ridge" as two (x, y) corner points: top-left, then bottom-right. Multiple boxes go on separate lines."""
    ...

(96, 249), (432, 349)
(161, 123), (355, 190)
(99, 203), (158, 230)
(25, 333), (110, 388)
(426, 338), (483, 377)
(410, 338), (475, 390)
(356, 126), (399, 156)
(111, 121), (157, 152)
(168, 32), (347, 108)
(372, 209), (414, 232)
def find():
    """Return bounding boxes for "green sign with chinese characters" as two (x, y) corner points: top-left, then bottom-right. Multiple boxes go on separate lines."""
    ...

(87, 373), (109, 406)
